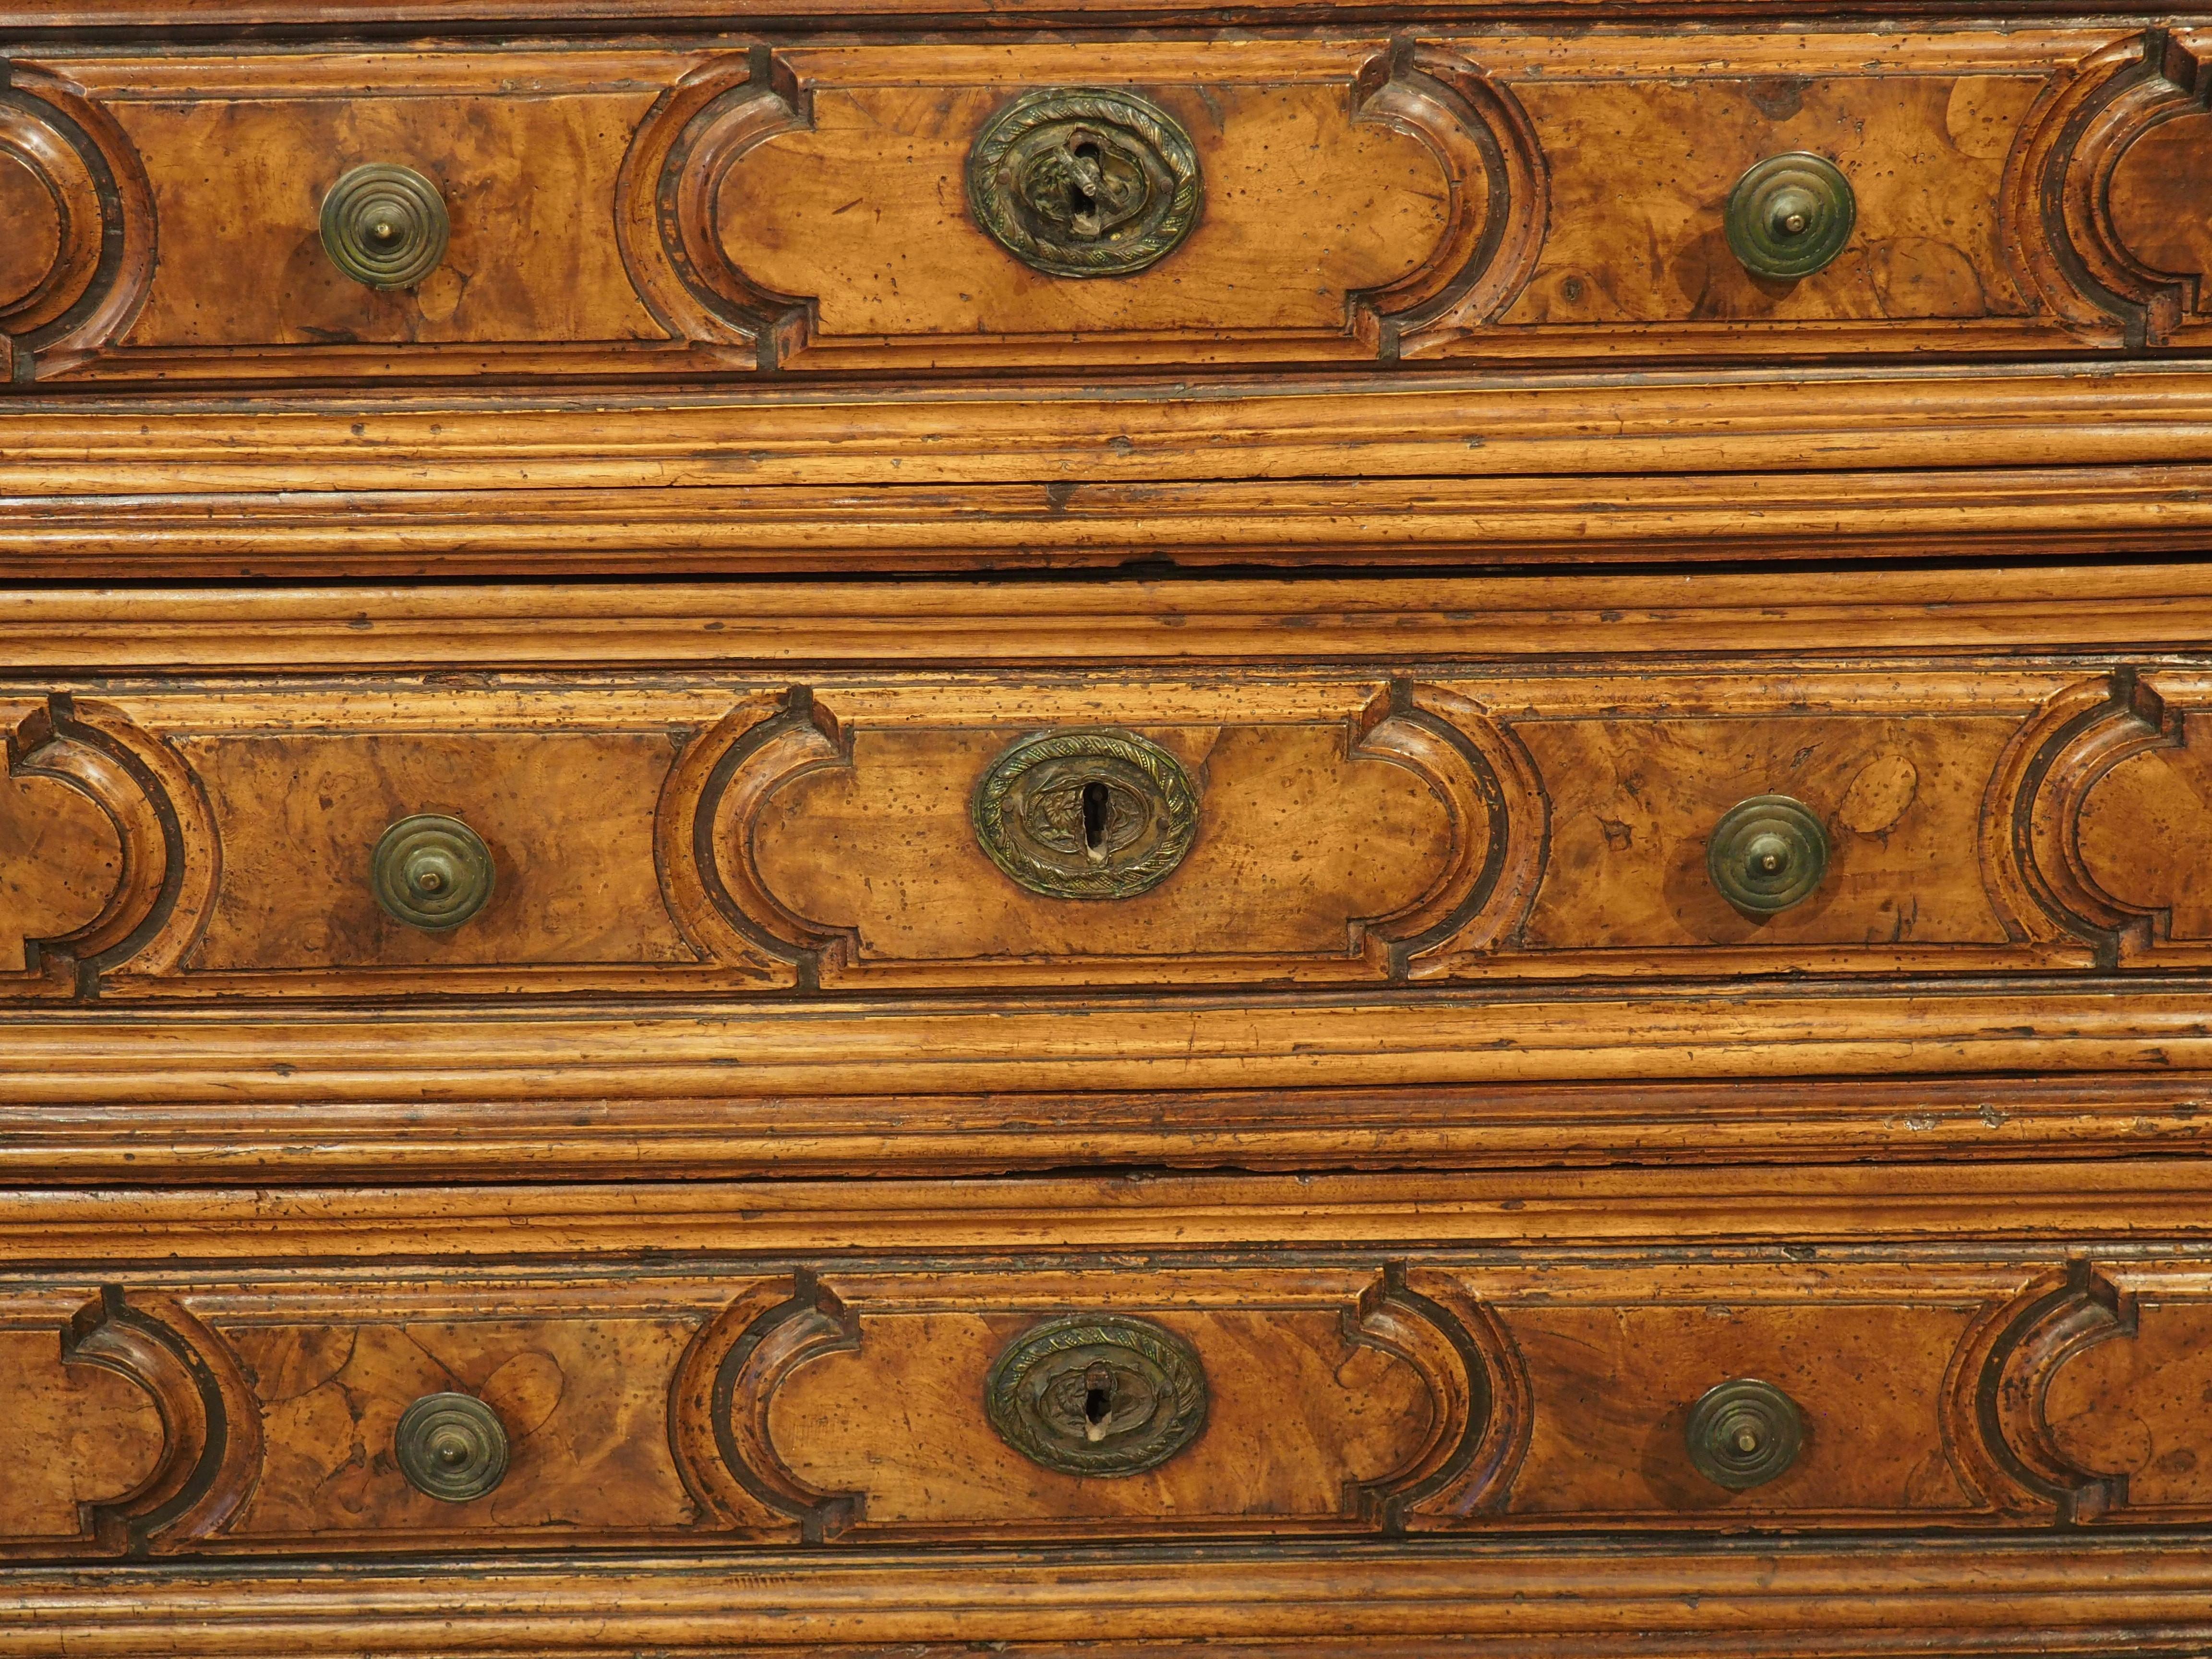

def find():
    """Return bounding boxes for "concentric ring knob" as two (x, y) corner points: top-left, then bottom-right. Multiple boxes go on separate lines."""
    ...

(1707, 794), (1829, 914)
(1725, 152), (1854, 279)
(320, 163), (449, 289)
(371, 813), (494, 930)
(395, 1392), (508, 1502)
(1686, 1378), (1804, 1490)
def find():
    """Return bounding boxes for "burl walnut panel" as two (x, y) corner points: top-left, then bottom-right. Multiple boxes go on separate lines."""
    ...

(4, 27), (2209, 381)
(8, 1251), (2212, 1560)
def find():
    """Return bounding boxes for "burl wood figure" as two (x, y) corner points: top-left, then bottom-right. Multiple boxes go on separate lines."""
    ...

(3, 2), (2212, 1656)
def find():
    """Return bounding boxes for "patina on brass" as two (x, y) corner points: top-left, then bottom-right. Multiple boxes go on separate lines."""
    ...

(321, 163), (450, 289)
(966, 88), (1202, 277)
(395, 1392), (509, 1502)
(1707, 793), (1830, 914)
(372, 813), (494, 930)
(1685, 1377), (1805, 1489)
(1725, 152), (1855, 279)
(986, 1314), (1209, 1477)
(972, 728), (1200, 899)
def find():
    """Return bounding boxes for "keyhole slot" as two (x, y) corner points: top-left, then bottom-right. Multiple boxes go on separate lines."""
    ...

(1082, 780), (1110, 854)
(1067, 139), (1102, 217)
(1084, 1385), (1111, 1424)
(1081, 1362), (1117, 1441)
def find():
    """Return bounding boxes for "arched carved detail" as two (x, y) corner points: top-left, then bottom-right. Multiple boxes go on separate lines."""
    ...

(698, 1271), (864, 1544)
(616, 46), (813, 371)
(654, 687), (856, 989)
(1349, 42), (1548, 360)
(2003, 29), (2212, 349)
(1946, 1262), (2138, 1525)
(666, 1277), (808, 1537)
(1992, 669), (2179, 966)
(0, 68), (154, 379)
(1347, 1263), (1530, 1531)
(6, 695), (219, 996)
(1353, 682), (1545, 980)
(60, 1288), (260, 1554)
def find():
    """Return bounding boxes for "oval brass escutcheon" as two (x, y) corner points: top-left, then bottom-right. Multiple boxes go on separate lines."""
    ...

(1724, 152), (1855, 279)
(972, 729), (1199, 900)
(321, 163), (450, 289)
(986, 1314), (1208, 1477)
(1706, 793), (1829, 915)
(395, 1392), (509, 1502)
(1686, 1378), (1804, 1490)
(372, 813), (495, 931)
(966, 88), (1202, 278)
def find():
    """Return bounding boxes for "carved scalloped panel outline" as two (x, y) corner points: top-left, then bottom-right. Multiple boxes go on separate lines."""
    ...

(1943, 1261), (2138, 1525)
(1348, 41), (1547, 361)
(0, 67), (155, 381)
(665, 1276), (809, 1539)
(5, 694), (219, 996)
(2002, 29), (2212, 349)
(60, 1288), (261, 1555)
(1993, 668), (2185, 967)
(615, 46), (812, 371)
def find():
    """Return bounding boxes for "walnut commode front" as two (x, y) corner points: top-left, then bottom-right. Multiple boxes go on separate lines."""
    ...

(2, 3), (2212, 1657)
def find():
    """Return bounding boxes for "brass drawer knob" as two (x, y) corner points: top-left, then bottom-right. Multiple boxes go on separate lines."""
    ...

(966, 88), (1202, 278)
(986, 1314), (1208, 1477)
(321, 163), (450, 289)
(972, 728), (1199, 900)
(1725, 152), (1854, 279)
(395, 1392), (509, 1502)
(1707, 793), (1828, 914)
(372, 813), (494, 930)
(1686, 1378), (1803, 1490)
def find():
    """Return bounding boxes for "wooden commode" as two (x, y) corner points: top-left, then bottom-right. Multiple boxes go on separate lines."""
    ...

(3, 1), (2212, 1653)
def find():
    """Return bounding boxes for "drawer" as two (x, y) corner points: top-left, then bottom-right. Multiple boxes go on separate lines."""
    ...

(8, 660), (2212, 1000)
(3, 26), (2208, 383)
(7, 1250), (2212, 1558)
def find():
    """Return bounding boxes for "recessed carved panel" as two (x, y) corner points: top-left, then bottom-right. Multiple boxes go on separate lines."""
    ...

(0, 1302), (168, 1547)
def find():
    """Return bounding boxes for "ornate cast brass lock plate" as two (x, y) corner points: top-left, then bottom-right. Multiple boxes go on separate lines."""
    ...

(1685, 1377), (1804, 1490)
(985, 1314), (1209, 1477)
(965, 88), (1202, 277)
(971, 728), (1200, 900)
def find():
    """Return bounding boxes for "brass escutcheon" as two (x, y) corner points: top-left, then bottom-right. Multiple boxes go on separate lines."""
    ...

(395, 1392), (509, 1502)
(1685, 1377), (1804, 1490)
(966, 88), (1202, 277)
(372, 813), (494, 931)
(985, 1314), (1209, 1477)
(1724, 152), (1855, 279)
(321, 163), (450, 289)
(971, 728), (1199, 900)
(1707, 793), (1829, 915)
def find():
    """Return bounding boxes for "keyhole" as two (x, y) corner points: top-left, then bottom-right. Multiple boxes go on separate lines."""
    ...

(1082, 1363), (1116, 1441)
(1067, 139), (1102, 217)
(1082, 780), (1110, 855)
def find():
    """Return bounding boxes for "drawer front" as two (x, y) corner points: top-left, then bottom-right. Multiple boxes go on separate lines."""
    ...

(3, 26), (2208, 383)
(5, 1251), (2210, 1558)
(7, 663), (2212, 998)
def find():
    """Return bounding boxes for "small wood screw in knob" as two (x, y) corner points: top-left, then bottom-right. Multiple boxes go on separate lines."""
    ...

(1686, 1378), (1804, 1490)
(371, 813), (494, 931)
(395, 1392), (509, 1502)
(1725, 152), (1854, 279)
(1707, 794), (1830, 915)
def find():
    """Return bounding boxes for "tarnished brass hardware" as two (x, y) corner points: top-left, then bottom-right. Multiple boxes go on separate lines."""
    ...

(1686, 1378), (1804, 1490)
(395, 1392), (509, 1502)
(972, 728), (1199, 900)
(966, 88), (1201, 277)
(1707, 793), (1829, 914)
(372, 813), (494, 930)
(1725, 152), (1854, 279)
(321, 163), (450, 289)
(986, 1314), (1208, 1477)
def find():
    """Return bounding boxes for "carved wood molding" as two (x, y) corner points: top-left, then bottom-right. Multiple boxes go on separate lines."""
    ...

(699, 1271), (864, 1544)
(0, 67), (153, 381)
(5, 694), (218, 995)
(665, 1276), (809, 1538)
(60, 1287), (260, 1555)
(1348, 42), (1547, 359)
(2004, 29), (2212, 349)
(617, 47), (813, 371)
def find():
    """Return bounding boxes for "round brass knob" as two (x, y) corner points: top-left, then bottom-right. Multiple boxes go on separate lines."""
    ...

(1686, 1378), (1803, 1490)
(372, 813), (493, 930)
(321, 163), (449, 289)
(1724, 152), (1854, 279)
(395, 1392), (508, 1502)
(985, 1314), (1208, 1477)
(1707, 794), (1829, 915)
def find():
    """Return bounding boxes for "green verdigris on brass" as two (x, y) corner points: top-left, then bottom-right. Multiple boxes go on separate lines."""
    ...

(971, 728), (1199, 900)
(985, 1314), (1209, 1478)
(965, 88), (1202, 277)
